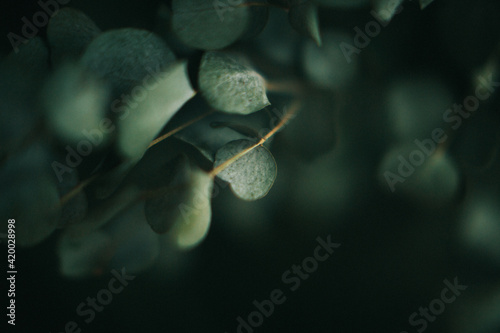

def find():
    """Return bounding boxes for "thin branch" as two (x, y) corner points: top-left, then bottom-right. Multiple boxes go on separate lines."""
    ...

(208, 99), (301, 178)
(148, 110), (215, 149)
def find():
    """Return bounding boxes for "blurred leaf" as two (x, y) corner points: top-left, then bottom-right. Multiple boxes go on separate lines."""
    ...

(385, 75), (452, 142)
(199, 52), (270, 114)
(0, 38), (48, 157)
(371, 0), (404, 22)
(168, 168), (214, 249)
(59, 203), (160, 278)
(58, 230), (111, 278)
(378, 144), (461, 205)
(80, 28), (175, 98)
(47, 7), (101, 66)
(288, 1), (322, 46)
(0, 143), (61, 247)
(144, 154), (192, 234)
(302, 30), (358, 89)
(172, 0), (268, 50)
(214, 139), (277, 200)
(117, 60), (195, 160)
(42, 62), (111, 144)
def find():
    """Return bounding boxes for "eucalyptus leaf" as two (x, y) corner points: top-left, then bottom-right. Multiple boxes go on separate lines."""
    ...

(214, 139), (277, 201)
(47, 7), (101, 66)
(42, 62), (111, 144)
(80, 28), (176, 98)
(171, 97), (272, 161)
(144, 154), (192, 234)
(288, 1), (322, 46)
(172, 0), (267, 50)
(168, 168), (214, 249)
(199, 52), (270, 114)
(117, 60), (195, 160)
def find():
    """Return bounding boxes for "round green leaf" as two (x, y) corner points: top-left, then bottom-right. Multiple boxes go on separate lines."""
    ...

(199, 52), (270, 114)
(214, 139), (277, 201)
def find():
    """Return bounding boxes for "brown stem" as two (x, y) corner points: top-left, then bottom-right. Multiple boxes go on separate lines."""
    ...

(208, 99), (301, 178)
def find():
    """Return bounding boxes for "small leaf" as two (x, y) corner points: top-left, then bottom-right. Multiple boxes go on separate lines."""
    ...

(117, 60), (195, 160)
(419, 0), (436, 9)
(214, 139), (277, 201)
(199, 52), (270, 115)
(288, 1), (322, 46)
(47, 7), (101, 65)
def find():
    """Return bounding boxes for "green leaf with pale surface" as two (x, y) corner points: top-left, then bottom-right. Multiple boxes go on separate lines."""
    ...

(42, 63), (110, 144)
(214, 139), (277, 201)
(199, 52), (270, 115)
(118, 60), (195, 160)
(168, 168), (214, 249)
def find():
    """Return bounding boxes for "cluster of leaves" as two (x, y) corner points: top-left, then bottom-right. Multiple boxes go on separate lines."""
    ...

(0, 0), (443, 278)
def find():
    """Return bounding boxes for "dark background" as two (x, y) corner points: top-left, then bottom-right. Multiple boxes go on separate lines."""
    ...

(2, 0), (500, 332)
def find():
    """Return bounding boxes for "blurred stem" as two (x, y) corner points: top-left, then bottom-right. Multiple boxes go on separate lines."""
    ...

(59, 110), (215, 206)
(209, 99), (301, 178)
(266, 80), (306, 95)
(59, 173), (100, 206)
